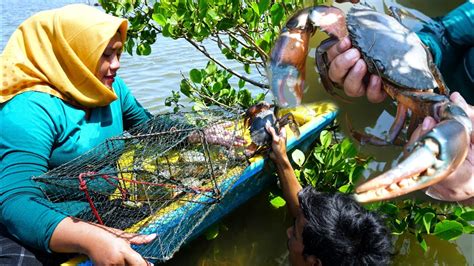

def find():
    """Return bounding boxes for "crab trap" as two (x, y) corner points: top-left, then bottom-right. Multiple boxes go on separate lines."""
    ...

(33, 102), (338, 263)
(33, 108), (250, 259)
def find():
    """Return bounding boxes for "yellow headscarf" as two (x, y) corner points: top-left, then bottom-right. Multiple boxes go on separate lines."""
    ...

(0, 4), (128, 107)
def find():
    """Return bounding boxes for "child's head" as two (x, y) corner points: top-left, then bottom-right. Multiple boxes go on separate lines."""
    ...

(287, 186), (393, 265)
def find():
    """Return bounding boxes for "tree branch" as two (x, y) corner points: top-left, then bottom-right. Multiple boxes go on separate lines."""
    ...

(184, 37), (269, 89)
(180, 74), (235, 110)
(214, 34), (263, 65)
(235, 27), (269, 62)
(226, 31), (253, 50)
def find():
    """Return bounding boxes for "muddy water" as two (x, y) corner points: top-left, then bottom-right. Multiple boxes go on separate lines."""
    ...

(1, 0), (471, 265)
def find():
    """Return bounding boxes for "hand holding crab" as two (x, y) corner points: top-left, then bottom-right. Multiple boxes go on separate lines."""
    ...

(325, 36), (387, 103)
(243, 102), (300, 157)
(269, 3), (472, 202)
(322, 3), (473, 202)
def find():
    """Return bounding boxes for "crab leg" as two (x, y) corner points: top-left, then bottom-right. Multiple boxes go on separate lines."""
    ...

(315, 37), (339, 94)
(349, 103), (408, 146)
(279, 113), (301, 138)
(355, 106), (472, 202)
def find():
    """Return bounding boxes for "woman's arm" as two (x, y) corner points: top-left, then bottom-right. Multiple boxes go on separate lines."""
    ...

(1, 93), (155, 263)
(1, 94), (66, 252)
(50, 217), (154, 265)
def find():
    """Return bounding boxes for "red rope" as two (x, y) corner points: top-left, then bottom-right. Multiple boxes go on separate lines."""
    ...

(78, 172), (104, 225)
(77, 170), (216, 225)
(99, 174), (128, 200)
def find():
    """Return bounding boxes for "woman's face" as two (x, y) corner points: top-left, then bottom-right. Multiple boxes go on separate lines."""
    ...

(96, 32), (123, 88)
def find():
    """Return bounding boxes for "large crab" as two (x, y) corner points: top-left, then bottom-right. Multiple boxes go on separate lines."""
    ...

(269, 3), (472, 202)
(244, 102), (300, 157)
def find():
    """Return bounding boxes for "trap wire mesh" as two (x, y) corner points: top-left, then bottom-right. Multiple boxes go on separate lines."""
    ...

(33, 108), (249, 261)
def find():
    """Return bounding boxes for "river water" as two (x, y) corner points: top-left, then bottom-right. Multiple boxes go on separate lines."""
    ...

(1, 0), (472, 265)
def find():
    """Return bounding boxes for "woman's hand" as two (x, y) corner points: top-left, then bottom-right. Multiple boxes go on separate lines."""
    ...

(406, 92), (473, 202)
(326, 37), (387, 103)
(188, 121), (246, 147)
(85, 224), (155, 266)
(50, 217), (155, 265)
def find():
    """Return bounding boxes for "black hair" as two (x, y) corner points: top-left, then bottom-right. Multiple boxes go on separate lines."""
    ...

(298, 186), (393, 265)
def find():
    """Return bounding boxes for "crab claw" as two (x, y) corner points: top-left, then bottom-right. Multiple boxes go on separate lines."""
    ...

(269, 6), (348, 107)
(355, 117), (471, 203)
(268, 8), (315, 107)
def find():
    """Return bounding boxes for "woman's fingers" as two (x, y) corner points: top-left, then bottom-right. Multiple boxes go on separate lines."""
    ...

(426, 160), (474, 201)
(451, 92), (473, 119)
(265, 124), (287, 144)
(279, 127), (287, 141)
(326, 38), (387, 103)
(265, 124), (279, 143)
(205, 134), (246, 147)
(405, 116), (436, 150)
(266, 124), (288, 162)
(94, 226), (155, 266)
(107, 227), (157, 245)
(116, 232), (156, 265)
(123, 249), (153, 266)
(450, 92), (474, 139)
(197, 122), (247, 147)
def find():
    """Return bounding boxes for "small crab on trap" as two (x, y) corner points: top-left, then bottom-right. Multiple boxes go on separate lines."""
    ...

(32, 108), (250, 261)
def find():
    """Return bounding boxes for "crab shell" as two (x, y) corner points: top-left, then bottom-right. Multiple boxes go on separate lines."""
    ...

(249, 109), (279, 147)
(347, 5), (438, 90)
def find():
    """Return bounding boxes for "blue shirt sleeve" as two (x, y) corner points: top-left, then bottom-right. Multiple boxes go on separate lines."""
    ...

(0, 77), (151, 252)
(1, 93), (68, 252)
(417, 2), (474, 102)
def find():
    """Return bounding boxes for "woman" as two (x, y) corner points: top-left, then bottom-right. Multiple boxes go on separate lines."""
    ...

(0, 4), (241, 265)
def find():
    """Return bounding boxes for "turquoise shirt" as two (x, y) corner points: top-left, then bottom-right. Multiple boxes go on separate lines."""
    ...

(418, 2), (474, 103)
(0, 76), (151, 252)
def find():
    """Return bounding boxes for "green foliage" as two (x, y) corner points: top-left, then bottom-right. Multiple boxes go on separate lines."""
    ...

(99, 0), (324, 110)
(204, 223), (220, 240)
(203, 222), (229, 240)
(164, 90), (184, 113)
(296, 130), (370, 194)
(99, 0), (158, 56)
(269, 192), (287, 209)
(367, 201), (474, 252)
(168, 61), (265, 111)
(272, 129), (370, 210)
